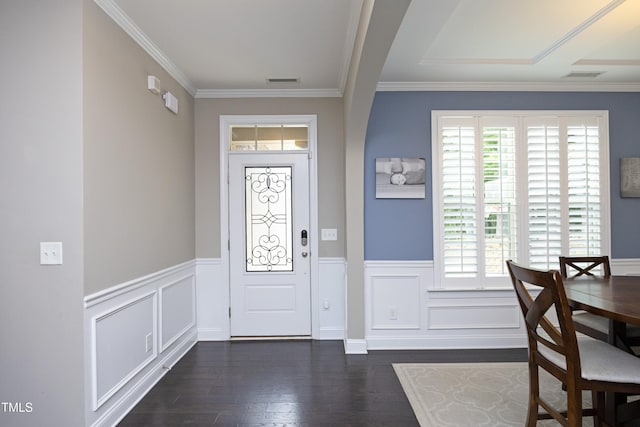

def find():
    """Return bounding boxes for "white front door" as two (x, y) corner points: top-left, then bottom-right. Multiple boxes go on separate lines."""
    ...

(228, 153), (311, 336)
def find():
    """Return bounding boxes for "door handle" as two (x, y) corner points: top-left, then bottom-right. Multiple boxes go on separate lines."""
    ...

(302, 251), (308, 258)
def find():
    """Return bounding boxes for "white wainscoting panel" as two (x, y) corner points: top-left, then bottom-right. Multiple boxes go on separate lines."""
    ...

(317, 257), (346, 339)
(84, 261), (198, 427)
(93, 292), (157, 410)
(160, 274), (196, 352)
(364, 258), (640, 349)
(370, 275), (421, 330)
(195, 258), (228, 340)
(611, 258), (640, 275)
(427, 302), (521, 330)
(364, 260), (528, 350)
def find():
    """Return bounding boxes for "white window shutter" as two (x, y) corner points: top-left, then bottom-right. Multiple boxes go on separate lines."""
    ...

(441, 124), (478, 278)
(526, 122), (562, 270)
(567, 120), (602, 256)
(482, 125), (517, 277)
(433, 111), (608, 290)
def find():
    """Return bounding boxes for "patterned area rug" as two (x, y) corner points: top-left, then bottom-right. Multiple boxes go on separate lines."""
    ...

(393, 362), (594, 426)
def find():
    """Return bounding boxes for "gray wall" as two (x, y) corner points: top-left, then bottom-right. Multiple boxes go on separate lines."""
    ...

(0, 2), (197, 422)
(0, 1), (85, 426)
(195, 98), (345, 259)
(84, 1), (196, 295)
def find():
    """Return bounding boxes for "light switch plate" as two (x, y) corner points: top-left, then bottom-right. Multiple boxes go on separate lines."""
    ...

(321, 228), (338, 241)
(40, 242), (63, 265)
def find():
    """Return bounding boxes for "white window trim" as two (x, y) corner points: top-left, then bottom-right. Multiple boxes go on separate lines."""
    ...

(431, 110), (611, 290)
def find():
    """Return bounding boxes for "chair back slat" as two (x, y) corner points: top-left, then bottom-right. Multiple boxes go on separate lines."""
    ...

(559, 256), (611, 278)
(507, 261), (581, 375)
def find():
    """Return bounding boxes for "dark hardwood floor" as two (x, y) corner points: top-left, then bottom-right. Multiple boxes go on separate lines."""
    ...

(118, 340), (527, 426)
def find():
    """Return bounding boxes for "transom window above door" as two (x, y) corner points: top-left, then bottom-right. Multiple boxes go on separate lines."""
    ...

(230, 125), (309, 151)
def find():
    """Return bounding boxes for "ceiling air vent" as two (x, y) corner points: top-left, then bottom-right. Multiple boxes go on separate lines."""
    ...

(266, 77), (300, 84)
(564, 71), (605, 78)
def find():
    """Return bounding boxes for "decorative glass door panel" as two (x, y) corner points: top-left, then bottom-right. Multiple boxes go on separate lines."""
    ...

(245, 166), (293, 272)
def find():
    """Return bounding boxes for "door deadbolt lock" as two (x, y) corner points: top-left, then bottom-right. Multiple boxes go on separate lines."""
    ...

(301, 229), (308, 247)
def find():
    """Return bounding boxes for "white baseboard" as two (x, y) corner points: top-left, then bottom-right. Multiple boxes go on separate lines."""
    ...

(365, 334), (527, 350)
(197, 327), (227, 341)
(316, 326), (345, 340)
(344, 338), (368, 354)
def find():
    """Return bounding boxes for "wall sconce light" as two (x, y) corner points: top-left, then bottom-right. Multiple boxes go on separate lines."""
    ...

(147, 75), (161, 94)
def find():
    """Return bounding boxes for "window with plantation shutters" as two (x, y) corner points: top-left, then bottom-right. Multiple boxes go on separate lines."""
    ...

(526, 119), (562, 270)
(432, 111), (610, 290)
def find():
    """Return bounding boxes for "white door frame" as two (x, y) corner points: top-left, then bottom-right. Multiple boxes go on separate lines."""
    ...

(219, 114), (319, 339)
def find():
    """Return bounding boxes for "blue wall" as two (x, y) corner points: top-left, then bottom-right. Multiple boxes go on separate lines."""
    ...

(364, 91), (640, 260)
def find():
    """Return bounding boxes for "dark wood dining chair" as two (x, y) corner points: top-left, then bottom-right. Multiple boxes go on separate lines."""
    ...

(559, 256), (611, 279)
(559, 256), (612, 342)
(559, 256), (640, 348)
(507, 260), (640, 426)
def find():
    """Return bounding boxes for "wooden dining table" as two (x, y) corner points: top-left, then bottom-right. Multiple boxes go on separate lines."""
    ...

(563, 274), (640, 425)
(564, 275), (640, 346)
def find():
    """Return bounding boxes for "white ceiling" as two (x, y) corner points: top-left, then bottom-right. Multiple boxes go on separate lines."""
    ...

(99, 0), (640, 97)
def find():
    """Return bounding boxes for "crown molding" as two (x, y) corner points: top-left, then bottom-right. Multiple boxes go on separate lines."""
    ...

(376, 81), (640, 92)
(195, 88), (343, 99)
(94, 0), (197, 97)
